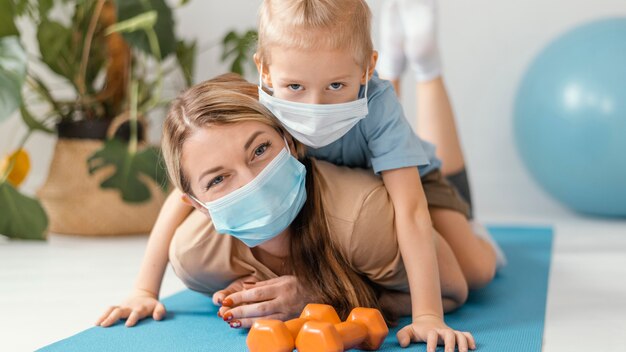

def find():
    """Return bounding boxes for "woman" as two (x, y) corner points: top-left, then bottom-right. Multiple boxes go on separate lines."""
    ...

(161, 74), (472, 330)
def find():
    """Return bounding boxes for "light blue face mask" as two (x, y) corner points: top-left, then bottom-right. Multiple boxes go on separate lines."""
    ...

(258, 64), (370, 148)
(189, 140), (307, 247)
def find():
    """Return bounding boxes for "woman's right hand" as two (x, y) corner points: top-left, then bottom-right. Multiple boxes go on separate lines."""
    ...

(213, 275), (308, 329)
(96, 289), (167, 328)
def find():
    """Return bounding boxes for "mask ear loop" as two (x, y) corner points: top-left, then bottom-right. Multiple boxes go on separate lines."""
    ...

(258, 62), (264, 90)
(363, 64), (370, 100)
(364, 64), (370, 100)
(282, 135), (293, 154)
(187, 193), (208, 209)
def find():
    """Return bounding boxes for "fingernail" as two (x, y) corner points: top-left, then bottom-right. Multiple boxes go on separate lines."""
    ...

(223, 312), (233, 321)
(229, 320), (242, 328)
(217, 298), (223, 305)
(222, 298), (234, 307)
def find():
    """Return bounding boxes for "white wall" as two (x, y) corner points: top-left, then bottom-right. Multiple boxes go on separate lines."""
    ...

(2, 0), (625, 222)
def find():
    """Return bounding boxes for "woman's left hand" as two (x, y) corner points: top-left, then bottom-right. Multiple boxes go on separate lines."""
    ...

(213, 275), (308, 329)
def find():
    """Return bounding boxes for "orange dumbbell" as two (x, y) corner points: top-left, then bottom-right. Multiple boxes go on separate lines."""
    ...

(295, 307), (388, 352)
(247, 303), (341, 352)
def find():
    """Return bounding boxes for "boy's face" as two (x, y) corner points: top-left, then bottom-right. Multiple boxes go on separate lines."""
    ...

(258, 46), (377, 105)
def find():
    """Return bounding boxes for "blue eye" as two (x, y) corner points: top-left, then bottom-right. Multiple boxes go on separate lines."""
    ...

(207, 175), (224, 189)
(254, 141), (271, 156)
(329, 82), (343, 90)
(288, 84), (302, 91)
(254, 144), (267, 156)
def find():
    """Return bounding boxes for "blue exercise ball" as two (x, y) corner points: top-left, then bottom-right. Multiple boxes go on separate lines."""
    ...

(514, 18), (626, 217)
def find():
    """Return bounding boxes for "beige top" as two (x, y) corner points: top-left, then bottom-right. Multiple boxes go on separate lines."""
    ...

(169, 159), (409, 294)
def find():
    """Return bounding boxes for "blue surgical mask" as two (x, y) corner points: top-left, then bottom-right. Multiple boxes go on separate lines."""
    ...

(258, 64), (370, 148)
(189, 140), (307, 247)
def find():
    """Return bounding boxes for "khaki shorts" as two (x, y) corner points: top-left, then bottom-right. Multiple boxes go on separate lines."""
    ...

(422, 169), (471, 219)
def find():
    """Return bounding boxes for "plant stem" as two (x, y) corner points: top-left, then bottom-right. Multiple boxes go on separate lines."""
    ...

(129, 80), (139, 155)
(26, 74), (65, 120)
(77, 0), (106, 100)
(140, 28), (164, 113)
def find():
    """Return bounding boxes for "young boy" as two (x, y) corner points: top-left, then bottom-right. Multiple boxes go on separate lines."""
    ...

(97, 1), (499, 351)
(251, 0), (495, 350)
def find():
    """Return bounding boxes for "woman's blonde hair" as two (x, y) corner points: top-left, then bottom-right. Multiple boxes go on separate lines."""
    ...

(257, 0), (373, 69)
(162, 73), (389, 321)
(162, 73), (302, 194)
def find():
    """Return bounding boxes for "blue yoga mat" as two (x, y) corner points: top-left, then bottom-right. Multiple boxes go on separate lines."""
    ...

(40, 226), (553, 352)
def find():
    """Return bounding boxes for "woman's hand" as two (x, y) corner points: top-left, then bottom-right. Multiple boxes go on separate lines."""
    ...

(213, 275), (308, 329)
(396, 314), (475, 352)
(96, 289), (166, 328)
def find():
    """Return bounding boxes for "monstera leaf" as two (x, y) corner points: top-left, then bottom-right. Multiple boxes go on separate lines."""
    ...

(0, 36), (26, 122)
(87, 139), (168, 203)
(0, 182), (47, 240)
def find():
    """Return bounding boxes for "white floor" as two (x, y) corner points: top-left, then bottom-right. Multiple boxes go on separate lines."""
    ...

(1, 208), (626, 351)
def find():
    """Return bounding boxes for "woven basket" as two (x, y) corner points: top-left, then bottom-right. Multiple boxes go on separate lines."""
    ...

(37, 138), (167, 236)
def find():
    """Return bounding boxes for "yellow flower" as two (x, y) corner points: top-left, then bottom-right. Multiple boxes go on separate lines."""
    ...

(0, 149), (31, 187)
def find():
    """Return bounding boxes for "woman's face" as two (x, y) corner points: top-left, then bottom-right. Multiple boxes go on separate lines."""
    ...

(182, 121), (291, 203)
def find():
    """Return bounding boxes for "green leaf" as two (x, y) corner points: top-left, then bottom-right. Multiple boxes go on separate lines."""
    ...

(38, 0), (54, 17)
(37, 20), (75, 81)
(87, 139), (169, 203)
(106, 11), (157, 35)
(220, 29), (258, 77)
(15, 0), (31, 16)
(175, 39), (196, 86)
(0, 36), (26, 122)
(20, 104), (54, 134)
(0, 182), (48, 240)
(0, 1), (19, 38)
(116, 0), (176, 58)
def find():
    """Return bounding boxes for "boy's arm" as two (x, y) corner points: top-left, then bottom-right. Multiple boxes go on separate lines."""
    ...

(381, 167), (442, 319)
(133, 187), (193, 297)
(97, 188), (193, 327)
(382, 167), (474, 351)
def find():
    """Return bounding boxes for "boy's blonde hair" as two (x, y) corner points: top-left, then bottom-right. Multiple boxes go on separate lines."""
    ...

(257, 0), (373, 69)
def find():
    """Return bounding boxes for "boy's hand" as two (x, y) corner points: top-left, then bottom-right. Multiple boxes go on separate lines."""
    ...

(96, 289), (166, 328)
(214, 275), (308, 329)
(397, 314), (475, 352)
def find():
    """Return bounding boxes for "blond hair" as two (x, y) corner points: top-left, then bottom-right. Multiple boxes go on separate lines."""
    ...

(162, 73), (391, 322)
(257, 0), (373, 69)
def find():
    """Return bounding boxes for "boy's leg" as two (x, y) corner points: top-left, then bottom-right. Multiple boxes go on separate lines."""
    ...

(430, 208), (498, 290)
(377, 0), (406, 95)
(417, 78), (475, 215)
(398, 0), (474, 210)
(416, 78), (466, 176)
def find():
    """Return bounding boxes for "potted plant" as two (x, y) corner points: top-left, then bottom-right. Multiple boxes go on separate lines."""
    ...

(0, 0), (198, 239)
(0, 1), (259, 240)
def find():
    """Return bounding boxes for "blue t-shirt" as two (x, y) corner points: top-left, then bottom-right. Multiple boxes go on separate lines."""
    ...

(306, 73), (441, 176)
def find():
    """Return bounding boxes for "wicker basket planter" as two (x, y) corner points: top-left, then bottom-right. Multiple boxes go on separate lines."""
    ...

(37, 120), (167, 236)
